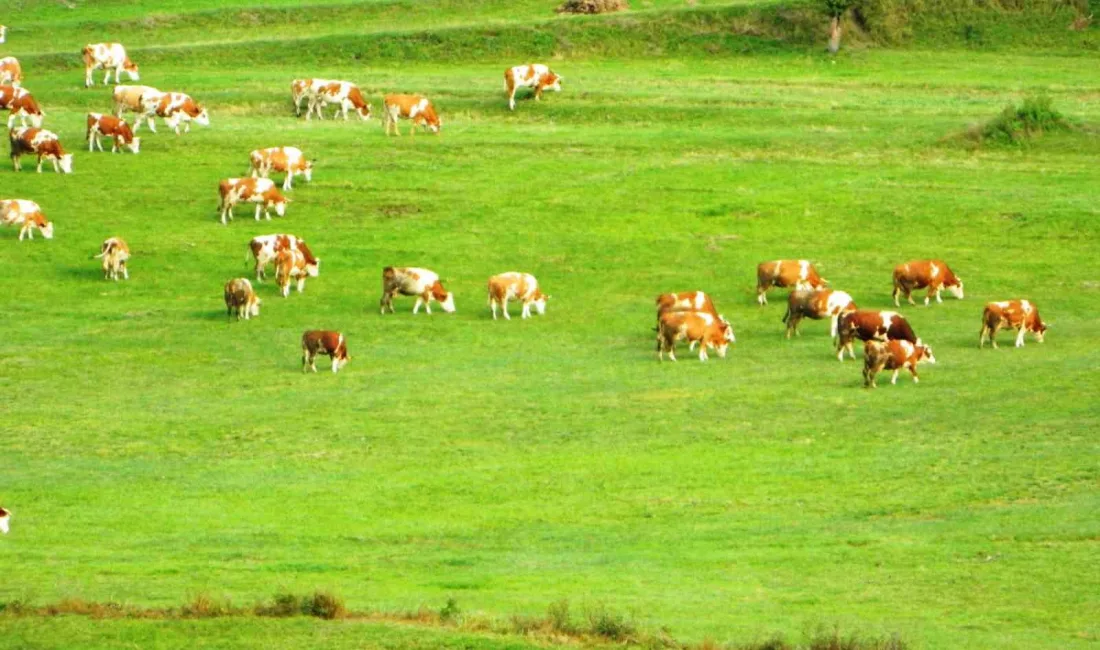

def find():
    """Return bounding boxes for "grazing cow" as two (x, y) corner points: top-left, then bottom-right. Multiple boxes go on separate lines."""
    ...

(94, 237), (130, 280)
(247, 234), (318, 282)
(783, 288), (857, 338)
(1, 86), (43, 128)
(1, 199), (53, 240)
(380, 267), (455, 314)
(306, 80), (371, 121)
(302, 330), (350, 373)
(10, 127), (73, 173)
(0, 506), (10, 535)
(113, 84), (161, 118)
(0, 57), (21, 86)
(487, 272), (548, 320)
(83, 43), (139, 87)
(979, 300), (1047, 349)
(249, 147), (312, 191)
(756, 260), (828, 305)
(217, 178), (289, 225)
(892, 259), (964, 306)
(275, 247), (318, 297)
(862, 339), (937, 388)
(657, 311), (735, 362)
(86, 113), (140, 153)
(382, 94), (441, 136)
(504, 64), (563, 111)
(138, 92), (209, 135)
(836, 309), (919, 361)
(224, 278), (261, 321)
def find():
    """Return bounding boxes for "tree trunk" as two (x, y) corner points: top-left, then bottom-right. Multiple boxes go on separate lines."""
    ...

(828, 15), (842, 54)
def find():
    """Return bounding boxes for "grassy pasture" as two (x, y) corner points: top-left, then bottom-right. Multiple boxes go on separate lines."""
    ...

(1, 1), (1099, 649)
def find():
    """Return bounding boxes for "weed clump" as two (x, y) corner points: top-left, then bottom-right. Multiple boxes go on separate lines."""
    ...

(971, 95), (1071, 145)
(585, 604), (636, 641)
(304, 591), (346, 620)
(556, 0), (629, 15)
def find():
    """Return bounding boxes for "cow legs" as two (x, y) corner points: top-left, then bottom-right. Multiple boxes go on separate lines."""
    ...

(697, 343), (709, 362)
(521, 300), (531, 319)
(508, 87), (517, 111)
(413, 296), (423, 314)
(500, 296), (510, 320)
(102, 69), (111, 85)
(756, 284), (769, 306)
(11, 154), (20, 172)
(1015, 326), (1026, 348)
(36, 154), (44, 173)
(85, 67), (94, 88)
(296, 277), (305, 293)
(490, 299), (498, 320)
(931, 286), (943, 304)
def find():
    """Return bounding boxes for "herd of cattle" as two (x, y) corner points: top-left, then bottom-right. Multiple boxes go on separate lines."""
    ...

(1, 39), (1049, 384)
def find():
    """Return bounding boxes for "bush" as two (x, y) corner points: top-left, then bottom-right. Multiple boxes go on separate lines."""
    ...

(438, 597), (461, 623)
(547, 599), (576, 635)
(977, 95), (1071, 144)
(304, 592), (346, 620)
(585, 604), (636, 641)
(556, 0), (629, 15)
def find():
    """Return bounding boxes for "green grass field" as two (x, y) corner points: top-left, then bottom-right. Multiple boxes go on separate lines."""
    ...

(1, 1), (1098, 648)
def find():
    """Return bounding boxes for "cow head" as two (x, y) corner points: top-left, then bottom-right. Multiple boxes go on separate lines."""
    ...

(126, 136), (141, 153)
(302, 160), (314, 183)
(194, 108), (210, 127)
(531, 290), (549, 316)
(0, 507), (10, 534)
(304, 259), (320, 278)
(1032, 318), (1047, 342)
(249, 297), (262, 318)
(123, 58), (139, 81)
(40, 220), (54, 239)
(440, 291), (456, 313)
(273, 197), (289, 217)
(28, 112), (44, 128)
(357, 103), (372, 120)
(947, 277), (964, 300)
(542, 72), (563, 93)
(58, 153), (73, 174)
(916, 343), (936, 365)
(333, 342), (350, 372)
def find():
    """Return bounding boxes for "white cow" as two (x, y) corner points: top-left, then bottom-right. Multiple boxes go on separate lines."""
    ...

(83, 43), (139, 87)
(306, 80), (371, 121)
(1, 199), (54, 240)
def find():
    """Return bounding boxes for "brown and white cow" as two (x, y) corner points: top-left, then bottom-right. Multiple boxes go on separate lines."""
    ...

(302, 330), (350, 373)
(979, 300), (1047, 349)
(835, 310), (919, 362)
(1, 199), (53, 240)
(275, 247), (317, 297)
(862, 339), (937, 388)
(306, 80), (371, 121)
(86, 113), (140, 153)
(382, 94), (441, 136)
(94, 237), (130, 280)
(83, 43), (139, 87)
(224, 278), (261, 321)
(10, 127), (72, 173)
(656, 290), (719, 318)
(783, 288), (857, 338)
(487, 272), (548, 320)
(1, 86), (43, 128)
(756, 260), (828, 305)
(657, 311), (735, 362)
(113, 84), (161, 119)
(249, 147), (312, 191)
(380, 267), (455, 314)
(138, 92), (209, 135)
(892, 259), (964, 307)
(247, 234), (318, 282)
(0, 57), (21, 86)
(0, 506), (10, 535)
(504, 64), (563, 111)
(217, 178), (289, 225)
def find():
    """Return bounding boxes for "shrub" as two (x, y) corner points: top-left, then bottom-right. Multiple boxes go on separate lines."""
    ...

(438, 597), (461, 623)
(304, 591), (346, 620)
(977, 95), (1071, 144)
(585, 604), (636, 641)
(547, 599), (576, 635)
(556, 0), (629, 15)
(180, 594), (233, 618)
(255, 593), (303, 617)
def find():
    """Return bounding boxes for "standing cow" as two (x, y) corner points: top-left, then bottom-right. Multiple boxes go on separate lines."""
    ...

(113, 85), (161, 119)
(657, 311), (735, 362)
(2, 86), (44, 128)
(138, 92), (209, 135)
(306, 80), (371, 121)
(0, 57), (21, 86)
(1, 199), (53, 240)
(862, 339), (937, 388)
(94, 237), (130, 280)
(302, 330), (350, 373)
(247, 234), (318, 282)
(83, 43), (139, 87)
(10, 127), (73, 173)
(382, 94), (441, 136)
(274, 247), (317, 297)
(783, 288), (857, 338)
(892, 260), (964, 306)
(504, 64), (563, 111)
(380, 267), (455, 314)
(224, 278), (261, 321)
(487, 272), (548, 320)
(249, 147), (312, 191)
(756, 260), (828, 305)
(218, 178), (289, 225)
(86, 113), (140, 153)
(979, 300), (1047, 349)
(836, 309), (919, 361)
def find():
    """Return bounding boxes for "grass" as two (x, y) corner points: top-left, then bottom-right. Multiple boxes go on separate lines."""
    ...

(1, 2), (1099, 650)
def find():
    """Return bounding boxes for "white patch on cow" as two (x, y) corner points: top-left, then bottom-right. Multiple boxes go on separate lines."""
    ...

(441, 292), (456, 313)
(930, 263), (940, 279)
(826, 290), (852, 315)
(0, 512), (9, 534)
(692, 292), (707, 310)
(798, 259), (810, 282)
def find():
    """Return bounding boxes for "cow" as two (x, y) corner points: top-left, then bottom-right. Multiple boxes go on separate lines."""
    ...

(380, 267), (455, 314)
(86, 113), (140, 154)
(756, 260), (828, 305)
(656, 291), (719, 318)
(892, 259), (964, 306)
(249, 147), (312, 191)
(782, 288), (857, 338)
(306, 80), (371, 121)
(657, 311), (735, 362)
(487, 272), (548, 320)
(836, 310), (919, 361)
(138, 92), (209, 135)
(247, 234), (318, 282)
(94, 237), (130, 280)
(979, 300), (1047, 349)
(224, 278), (261, 321)
(113, 84), (161, 119)
(1, 86), (43, 128)
(0, 506), (10, 535)
(0, 57), (21, 86)
(275, 247), (318, 297)
(10, 127), (73, 173)
(217, 178), (289, 225)
(504, 64), (563, 111)
(1, 199), (53, 240)
(382, 94), (441, 136)
(302, 330), (350, 373)
(862, 339), (937, 388)
(83, 43), (139, 87)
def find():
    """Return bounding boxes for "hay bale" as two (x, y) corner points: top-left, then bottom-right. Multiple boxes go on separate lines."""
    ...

(556, 0), (628, 15)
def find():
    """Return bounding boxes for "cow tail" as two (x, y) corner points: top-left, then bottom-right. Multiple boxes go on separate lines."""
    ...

(781, 304), (791, 324)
